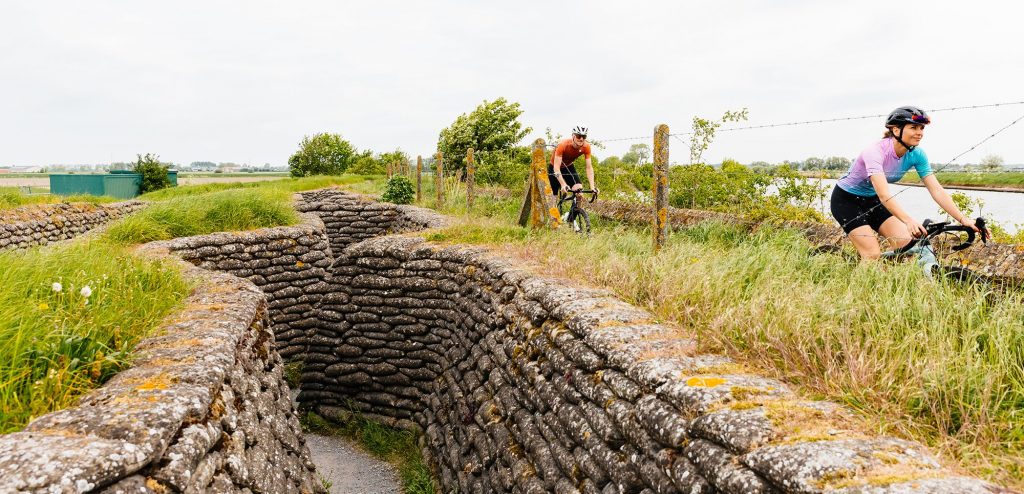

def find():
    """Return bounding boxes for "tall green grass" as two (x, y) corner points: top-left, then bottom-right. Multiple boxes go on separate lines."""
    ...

(0, 240), (190, 432)
(105, 188), (300, 244)
(425, 196), (1024, 487)
(139, 174), (374, 201)
(1, 187), (116, 212)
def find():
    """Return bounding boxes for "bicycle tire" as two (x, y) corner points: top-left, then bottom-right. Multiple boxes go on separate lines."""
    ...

(939, 265), (987, 285)
(572, 207), (590, 234)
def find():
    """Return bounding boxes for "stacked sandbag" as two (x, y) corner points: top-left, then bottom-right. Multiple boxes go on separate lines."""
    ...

(0, 201), (145, 251)
(157, 211), (333, 360)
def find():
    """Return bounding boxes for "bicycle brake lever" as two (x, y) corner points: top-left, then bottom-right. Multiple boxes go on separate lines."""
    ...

(976, 217), (989, 244)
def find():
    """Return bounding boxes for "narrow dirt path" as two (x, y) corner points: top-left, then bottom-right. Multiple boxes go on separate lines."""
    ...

(305, 434), (402, 494)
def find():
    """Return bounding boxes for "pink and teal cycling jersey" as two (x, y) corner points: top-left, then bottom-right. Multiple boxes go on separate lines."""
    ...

(836, 138), (932, 197)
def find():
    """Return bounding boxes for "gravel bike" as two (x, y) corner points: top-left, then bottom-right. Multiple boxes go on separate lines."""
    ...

(557, 189), (598, 234)
(880, 217), (989, 282)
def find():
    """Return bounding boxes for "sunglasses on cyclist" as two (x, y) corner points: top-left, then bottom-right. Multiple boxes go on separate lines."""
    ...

(911, 114), (930, 124)
(573, 134), (587, 139)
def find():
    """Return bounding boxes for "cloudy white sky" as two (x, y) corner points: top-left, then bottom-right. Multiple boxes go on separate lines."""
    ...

(2, 1), (1023, 167)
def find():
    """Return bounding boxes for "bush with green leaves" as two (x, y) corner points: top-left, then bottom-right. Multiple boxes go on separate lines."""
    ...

(288, 133), (357, 177)
(133, 153), (171, 194)
(381, 176), (415, 205)
(668, 159), (826, 222)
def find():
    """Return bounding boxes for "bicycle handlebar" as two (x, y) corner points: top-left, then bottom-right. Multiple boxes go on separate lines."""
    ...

(891, 217), (988, 255)
(558, 189), (599, 205)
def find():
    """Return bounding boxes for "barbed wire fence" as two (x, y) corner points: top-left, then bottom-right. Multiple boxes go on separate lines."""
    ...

(407, 100), (1024, 250)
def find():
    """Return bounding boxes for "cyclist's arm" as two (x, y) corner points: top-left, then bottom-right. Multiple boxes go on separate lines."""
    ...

(552, 154), (569, 191)
(871, 174), (924, 236)
(922, 174), (981, 233)
(584, 156), (597, 192)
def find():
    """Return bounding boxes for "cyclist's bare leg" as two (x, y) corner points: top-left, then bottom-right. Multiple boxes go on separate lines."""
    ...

(847, 225), (882, 260)
(878, 216), (913, 251)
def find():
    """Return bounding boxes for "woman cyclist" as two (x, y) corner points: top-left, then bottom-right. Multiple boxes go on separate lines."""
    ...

(830, 106), (984, 260)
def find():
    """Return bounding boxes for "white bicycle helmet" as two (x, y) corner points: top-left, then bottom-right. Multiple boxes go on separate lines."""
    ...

(572, 126), (588, 138)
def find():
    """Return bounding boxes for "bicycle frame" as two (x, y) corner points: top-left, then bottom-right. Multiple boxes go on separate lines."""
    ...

(879, 218), (987, 279)
(557, 189), (598, 233)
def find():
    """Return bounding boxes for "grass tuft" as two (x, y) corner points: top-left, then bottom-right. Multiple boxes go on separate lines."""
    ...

(104, 188), (299, 244)
(0, 240), (191, 432)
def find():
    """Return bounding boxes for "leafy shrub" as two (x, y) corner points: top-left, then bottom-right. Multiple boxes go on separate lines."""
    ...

(381, 176), (415, 204)
(133, 153), (171, 194)
(668, 160), (826, 222)
(288, 133), (356, 177)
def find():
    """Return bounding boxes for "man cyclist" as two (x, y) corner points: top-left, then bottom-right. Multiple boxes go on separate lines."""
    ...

(548, 126), (599, 197)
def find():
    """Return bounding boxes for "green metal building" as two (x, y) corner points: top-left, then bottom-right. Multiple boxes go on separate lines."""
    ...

(49, 171), (177, 199)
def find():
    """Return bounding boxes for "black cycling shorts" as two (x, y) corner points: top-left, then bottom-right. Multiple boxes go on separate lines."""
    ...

(548, 164), (582, 196)
(830, 185), (893, 234)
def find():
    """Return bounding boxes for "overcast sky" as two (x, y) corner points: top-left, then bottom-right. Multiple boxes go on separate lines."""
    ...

(2, 1), (1023, 167)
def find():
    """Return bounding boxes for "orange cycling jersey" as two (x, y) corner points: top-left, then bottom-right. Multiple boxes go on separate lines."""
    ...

(552, 139), (591, 167)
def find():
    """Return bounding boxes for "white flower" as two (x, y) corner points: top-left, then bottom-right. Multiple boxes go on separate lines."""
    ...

(51, 282), (62, 293)
(80, 286), (92, 298)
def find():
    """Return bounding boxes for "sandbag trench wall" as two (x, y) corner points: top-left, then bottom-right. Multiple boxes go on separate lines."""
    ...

(588, 199), (1024, 285)
(288, 189), (1007, 493)
(0, 251), (324, 494)
(155, 190), (447, 362)
(0, 201), (146, 252)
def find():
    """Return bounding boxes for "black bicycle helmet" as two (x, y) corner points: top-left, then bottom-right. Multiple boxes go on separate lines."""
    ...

(886, 106), (931, 127)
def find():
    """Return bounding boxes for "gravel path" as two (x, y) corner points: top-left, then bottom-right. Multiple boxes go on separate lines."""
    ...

(306, 433), (402, 494)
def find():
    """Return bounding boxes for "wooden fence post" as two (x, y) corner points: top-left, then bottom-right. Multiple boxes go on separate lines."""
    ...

(435, 152), (443, 208)
(531, 139), (560, 228)
(653, 124), (670, 252)
(466, 148), (475, 209)
(416, 155), (422, 203)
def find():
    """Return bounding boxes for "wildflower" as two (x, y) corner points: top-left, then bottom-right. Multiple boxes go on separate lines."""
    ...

(38, 303), (49, 310)
(80, 286), (92, 298)
(52, 282), (62, 293)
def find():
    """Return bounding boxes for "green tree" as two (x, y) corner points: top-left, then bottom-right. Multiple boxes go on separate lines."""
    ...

(133, 153), (171, 194)
(288, 133), (357, 177)
(437, 98), (531, 176)
(621, 143), (651, 165)
(378, 149), (411, 170)
(802, 156), (824, 170)
(823, 156), (851, 171)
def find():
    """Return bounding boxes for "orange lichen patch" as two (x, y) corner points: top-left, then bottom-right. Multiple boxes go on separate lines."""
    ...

(135, 373), (175, 391)
(296, 261), (305, 268)
(145, 477), (172, 493)
(686, 376), (727, 387)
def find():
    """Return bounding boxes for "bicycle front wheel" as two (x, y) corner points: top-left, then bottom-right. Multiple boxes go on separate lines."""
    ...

(574, 208), (591, 234)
